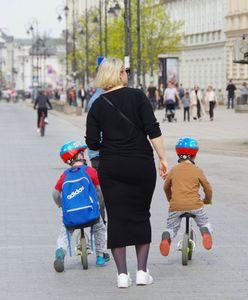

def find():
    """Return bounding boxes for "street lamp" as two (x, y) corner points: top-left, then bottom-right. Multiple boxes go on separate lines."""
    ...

(57, 3), (69, 98)
(137, 0), (141, 87)
(26, 18), (39, 100)
(104, 0), (121, 56)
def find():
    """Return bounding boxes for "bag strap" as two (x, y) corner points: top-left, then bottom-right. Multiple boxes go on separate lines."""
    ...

(102, 95), (140, 131)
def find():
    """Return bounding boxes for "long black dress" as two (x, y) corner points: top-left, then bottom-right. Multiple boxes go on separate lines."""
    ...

(86, 87), (162, 248)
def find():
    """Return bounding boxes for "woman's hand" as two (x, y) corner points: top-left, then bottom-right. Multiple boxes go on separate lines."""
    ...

(159, 159), (169, 179)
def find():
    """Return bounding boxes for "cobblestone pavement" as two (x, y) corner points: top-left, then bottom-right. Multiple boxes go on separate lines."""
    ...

(0, 101), (248, 300)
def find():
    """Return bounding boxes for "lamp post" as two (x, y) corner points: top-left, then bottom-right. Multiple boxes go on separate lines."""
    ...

(85, 0), (90, 85)
(99, 0), (103, 56)
(137, 0), (141, 87)
(104, 1), (121, 56)
(18, 44), (26, 91)
(57, 3), (69, 100)
(26, 19), (39, 99)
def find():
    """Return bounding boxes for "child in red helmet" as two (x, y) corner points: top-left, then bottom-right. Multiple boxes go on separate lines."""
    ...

(160, 137), (213, 257)
(52, 140), (109, 272)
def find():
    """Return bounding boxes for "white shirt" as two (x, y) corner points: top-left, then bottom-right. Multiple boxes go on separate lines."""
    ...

(164, 87), (177, 102)
(208, 91), (216, 102)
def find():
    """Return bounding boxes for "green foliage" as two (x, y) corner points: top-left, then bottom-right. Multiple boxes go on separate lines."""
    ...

(74, 0), (183, 84)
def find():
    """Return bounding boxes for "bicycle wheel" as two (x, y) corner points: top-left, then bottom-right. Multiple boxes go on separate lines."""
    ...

(39, 117), (45, 137)
(40, 125), (45, 136)
(182, 233), (189, 266)
(80, 237), (88, 270)
(188, 229), (194, 261)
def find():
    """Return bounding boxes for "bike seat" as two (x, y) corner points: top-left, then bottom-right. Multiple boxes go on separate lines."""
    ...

(180, 213), (195, 219)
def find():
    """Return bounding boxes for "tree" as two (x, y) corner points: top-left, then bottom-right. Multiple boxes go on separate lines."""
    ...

(75, 0), (184, 87)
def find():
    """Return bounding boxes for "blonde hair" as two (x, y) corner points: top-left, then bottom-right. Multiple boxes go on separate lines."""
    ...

(94, 57), (124, 90)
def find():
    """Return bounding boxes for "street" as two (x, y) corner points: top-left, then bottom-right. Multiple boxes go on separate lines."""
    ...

(0, 101), (248, 300)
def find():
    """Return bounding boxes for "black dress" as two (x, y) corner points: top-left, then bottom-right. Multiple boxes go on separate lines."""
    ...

(86, 87), (161, 248)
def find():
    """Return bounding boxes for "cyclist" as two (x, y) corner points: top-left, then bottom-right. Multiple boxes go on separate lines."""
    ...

(33, 90), (53, 132)
(160, 137), (213, 257)
(52, 141), (110, 272)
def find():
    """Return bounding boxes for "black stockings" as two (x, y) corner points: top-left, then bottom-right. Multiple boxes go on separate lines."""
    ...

(135, 243), (150, 272)
(111, 247), (127, 274)
(111, 243), (150, 275)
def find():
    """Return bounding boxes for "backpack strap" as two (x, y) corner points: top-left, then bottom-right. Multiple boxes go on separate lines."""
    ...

(102, 95), (142, 132)
(66, 228), (73, 257)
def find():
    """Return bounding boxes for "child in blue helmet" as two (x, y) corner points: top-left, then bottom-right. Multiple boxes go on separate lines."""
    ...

(52, 140), (110, 272)
(160, 137), (213, 257)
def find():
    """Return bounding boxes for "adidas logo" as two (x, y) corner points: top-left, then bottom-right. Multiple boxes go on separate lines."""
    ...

(67, 186), (84, 199)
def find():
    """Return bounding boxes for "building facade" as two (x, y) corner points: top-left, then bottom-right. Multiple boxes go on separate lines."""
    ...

(165, 0), (227, 98)
(225, 0), (248, 93)
(0, 30), (15, 89)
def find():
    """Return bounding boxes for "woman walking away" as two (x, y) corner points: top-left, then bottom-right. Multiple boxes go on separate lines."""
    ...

(205, 85), (216, 121)
(86, 57), (168, 288)
(190, 85), (204, 120)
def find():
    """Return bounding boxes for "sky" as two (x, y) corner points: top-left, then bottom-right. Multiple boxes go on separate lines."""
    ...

(0, 0), (66, 38)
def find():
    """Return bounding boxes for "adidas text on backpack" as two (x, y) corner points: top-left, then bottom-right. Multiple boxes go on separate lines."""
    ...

(61, 165), (100, 229)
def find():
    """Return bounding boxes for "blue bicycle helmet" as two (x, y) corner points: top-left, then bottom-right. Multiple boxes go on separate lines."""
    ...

(60, 140), (87, 164)
(176, 137), (199, 159)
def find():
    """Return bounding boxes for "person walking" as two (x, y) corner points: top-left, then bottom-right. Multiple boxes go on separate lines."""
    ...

(240, 82), (248, 104)
(226, 79), (236, 109)
(205, 85), (216, 121)
(78, 85), (86, 108)
(158, 83), (164, 109)
(181, 91), (190, 122)
(69, 87), (76, 106)
(178, 83), (185, 101)
(86, 58), (168, 288)
(190, 85), (204, 120)
(163, 80), (180, 121)
(146, 81), (158, 111)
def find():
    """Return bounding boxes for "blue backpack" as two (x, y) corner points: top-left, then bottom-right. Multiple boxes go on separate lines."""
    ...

(61, 165), (100, 229)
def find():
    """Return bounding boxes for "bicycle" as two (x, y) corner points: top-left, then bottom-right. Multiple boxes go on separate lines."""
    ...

(74, 219), (98, 270)
(39, 111), (47, 137)
(177, 213), (196, 266)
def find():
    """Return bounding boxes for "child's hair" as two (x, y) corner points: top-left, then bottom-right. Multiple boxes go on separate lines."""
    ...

(185, 92), (189, 97)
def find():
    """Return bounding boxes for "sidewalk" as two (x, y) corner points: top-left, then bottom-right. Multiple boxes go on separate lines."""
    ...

(49, 103), (248, 156)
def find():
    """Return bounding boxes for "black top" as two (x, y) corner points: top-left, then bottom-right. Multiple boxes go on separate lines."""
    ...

(226, 84), (236, 96)
(147, 86), (157, 98)
(34, 94), (53, 109)
(86, 87), (161, 158)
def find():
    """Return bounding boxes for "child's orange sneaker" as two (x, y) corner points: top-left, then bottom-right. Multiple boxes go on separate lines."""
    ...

(200, 227), (212, 250)
(159, 231), (171, 256)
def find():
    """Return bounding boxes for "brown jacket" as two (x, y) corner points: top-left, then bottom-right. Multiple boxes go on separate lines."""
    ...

(163, 160), (212, 211)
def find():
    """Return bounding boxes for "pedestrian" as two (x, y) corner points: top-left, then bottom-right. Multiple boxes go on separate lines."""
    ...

(78, 85), (86, 108)
(146, 81), (158, 111)
(69, 86), (76, 106)
(160, 137), (213, 257)
(240, 82), (248, 104)
(163, 80), (180, 122)
(226, 79), (236, 109)
(190, 85), (204, 120)
(158, 83), (164, 109)
(86, 57), (168, 288)
(59, 88), (66, 103)
(181, 91), (190, 121)
(33, 90), (53, 132)
(205, 85), (217, 121)
(178, 83), (185, 101)
(86, 57), (107, 223)
(52, 141), (110, 272)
